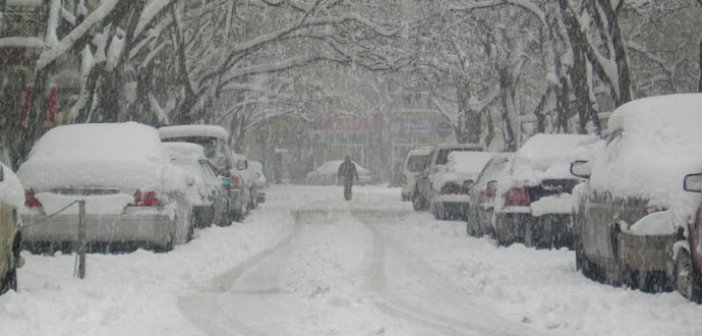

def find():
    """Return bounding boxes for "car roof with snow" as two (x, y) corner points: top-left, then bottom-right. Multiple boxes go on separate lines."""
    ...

(589, 93), (702, 210)
(159, 125), (229, 140)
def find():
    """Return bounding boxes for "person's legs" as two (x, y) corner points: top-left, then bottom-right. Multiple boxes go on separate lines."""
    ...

(344, 180), (352, 200)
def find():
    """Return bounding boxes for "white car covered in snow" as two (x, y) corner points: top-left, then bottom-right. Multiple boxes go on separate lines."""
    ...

(400, 147), (432, 201)
(164, 142), (228, 228)
(18, 122), (194, 253)
(428, 151), (496, 220)
(571, 93), (702, 292)
(494, 134), (602, 248)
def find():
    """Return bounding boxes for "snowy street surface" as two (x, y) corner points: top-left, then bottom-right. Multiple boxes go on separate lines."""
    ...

(2, 186), (701, 336)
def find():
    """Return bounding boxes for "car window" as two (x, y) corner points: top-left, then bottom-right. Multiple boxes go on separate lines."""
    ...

(407, 155), (429, 172)
(475, 156), (510, 187)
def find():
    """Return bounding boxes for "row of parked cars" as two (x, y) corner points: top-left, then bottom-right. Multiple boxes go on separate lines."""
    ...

(403, 93), (702, 303)
(0, 122), (267, 295)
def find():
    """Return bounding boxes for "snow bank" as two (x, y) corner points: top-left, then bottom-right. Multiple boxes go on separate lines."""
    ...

(589, 93), (702, 221)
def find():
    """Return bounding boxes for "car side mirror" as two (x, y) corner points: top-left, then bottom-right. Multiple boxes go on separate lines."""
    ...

(463, 180), (475, 192)
(570, 160), (591, 179)
(684, 173), (702, 193)
(237, 159), (248, 170)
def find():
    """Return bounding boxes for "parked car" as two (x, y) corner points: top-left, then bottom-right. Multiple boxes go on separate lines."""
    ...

(678, 173), (702, 302)
(466, 153), (514, 237)
(401, 147), (432, 201)
(413, 143), (484, 211)
(428, 151), (496, 220)
(232, 153), (259, 209)
(164, 142), (228, 228)
(0, 161), (24, 294)
(305, 160), (372, 185)
(494, 134), (601, 248)
(571, 94), (702, 292)
(19, 122), (194, 253)
(249, 160), (267, 203)
(159, 125), (248, 222)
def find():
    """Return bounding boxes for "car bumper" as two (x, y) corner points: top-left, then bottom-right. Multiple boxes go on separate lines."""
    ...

(20, 209), (174, 248)
(495, 212), (573, 248)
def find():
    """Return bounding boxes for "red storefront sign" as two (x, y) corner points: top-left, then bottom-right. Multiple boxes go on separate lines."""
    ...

(45, 87), (58, 128)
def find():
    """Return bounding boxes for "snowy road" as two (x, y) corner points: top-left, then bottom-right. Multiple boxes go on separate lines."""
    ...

(2, 186), (702, 336)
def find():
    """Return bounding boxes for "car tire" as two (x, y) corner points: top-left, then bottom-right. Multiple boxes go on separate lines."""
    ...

(412, 192), (427, 211)
(250, 188), (258, 210)
(675, 249), (702, 302)
(0, 265), (17, 295)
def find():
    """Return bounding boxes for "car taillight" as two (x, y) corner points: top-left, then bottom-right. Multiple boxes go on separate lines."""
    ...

(440, 183), (464, 195)
(25, 190), (42, 208)
(229, 174), (241, 191)
(505, 187), (530, 206)
(131, 190), (161, 207)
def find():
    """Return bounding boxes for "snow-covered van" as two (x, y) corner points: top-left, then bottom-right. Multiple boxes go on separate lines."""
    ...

(401, 147), (432, 201)
(494, 134), (602, 248)
(18, 122), (193, 252)
(571, 94), (702, 292)
(159, 125), (248, 222)
(0, 160), (24, 294)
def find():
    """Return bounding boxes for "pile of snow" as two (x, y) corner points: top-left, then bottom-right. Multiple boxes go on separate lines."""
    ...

(589, 94), (702, 221)
(509, 133), (603, 183)
(18, 122), (180, 193)
(159, 125), (228, 140)
(433, 151), (496, 188)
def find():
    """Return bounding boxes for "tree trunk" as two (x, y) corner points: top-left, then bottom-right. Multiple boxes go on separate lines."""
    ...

(456, 81), (481, 144)
(699, 38), (702, 92)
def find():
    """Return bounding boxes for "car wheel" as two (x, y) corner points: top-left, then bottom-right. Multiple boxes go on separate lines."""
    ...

(675, 249), (702, 302)
(412, 192), (427, 211)
(0, 265), (17, 295)
(250, 188), (258, 210)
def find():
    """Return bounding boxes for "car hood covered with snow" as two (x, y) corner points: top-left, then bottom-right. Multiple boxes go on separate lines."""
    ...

(18, 122), (180, 193)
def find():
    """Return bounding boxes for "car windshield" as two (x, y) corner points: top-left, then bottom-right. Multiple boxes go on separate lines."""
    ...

(436, 147), (482, 165)
(407, 155), (429, 172)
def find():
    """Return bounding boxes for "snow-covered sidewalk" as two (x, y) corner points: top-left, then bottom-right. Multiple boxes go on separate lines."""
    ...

(1, 185), (700, 336)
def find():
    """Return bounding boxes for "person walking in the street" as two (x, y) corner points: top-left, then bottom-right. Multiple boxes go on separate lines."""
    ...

(337, 155), (359, 201)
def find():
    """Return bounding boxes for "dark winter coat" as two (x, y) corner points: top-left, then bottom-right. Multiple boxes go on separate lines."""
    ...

(337, 161), (359, 184)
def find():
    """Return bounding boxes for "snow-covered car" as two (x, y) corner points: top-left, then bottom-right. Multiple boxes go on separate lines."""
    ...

(466, 153), (514, 237)
(0, 161), (24, 294)
(249, 160), (267, 203)
(428, 151), (496, 220)
(164, 142), (228, 228)
(19, 122), (194, 253)
(401, 147), (432, 201)
(232, 153), (259, 209)
(305, 160), (371, 185)
(494, 134), (602, 248)
(159, 125), (248, 222)
(571, 94), (702, 292)
(413, 143), (484, 211)
(678, 173), (702, 302)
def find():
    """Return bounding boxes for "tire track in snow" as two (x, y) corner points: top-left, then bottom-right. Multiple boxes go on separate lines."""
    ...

(355, 210), (540, 336)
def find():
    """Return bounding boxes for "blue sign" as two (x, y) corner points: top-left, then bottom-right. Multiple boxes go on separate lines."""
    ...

(436, 122), (453, 138)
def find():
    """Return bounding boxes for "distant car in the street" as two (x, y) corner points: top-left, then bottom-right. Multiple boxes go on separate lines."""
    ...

(679, 173), (702, 302)
(571, 94), (702, 293)
(413, 143), (484, 211)
(232, 153), (260, 210)
(494, 134), (601, 249)
(249, 160), (267, 203)
(305, 160), (371, 185)
(159, 125), (248, 222)
(0, 159), (24, 294)
(428, 151), (496, 220)
(401, 147), (432, 201)
(164, 142), (228, 228)
(466, 153), (514, 237)
(19, 122), (194, 253)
